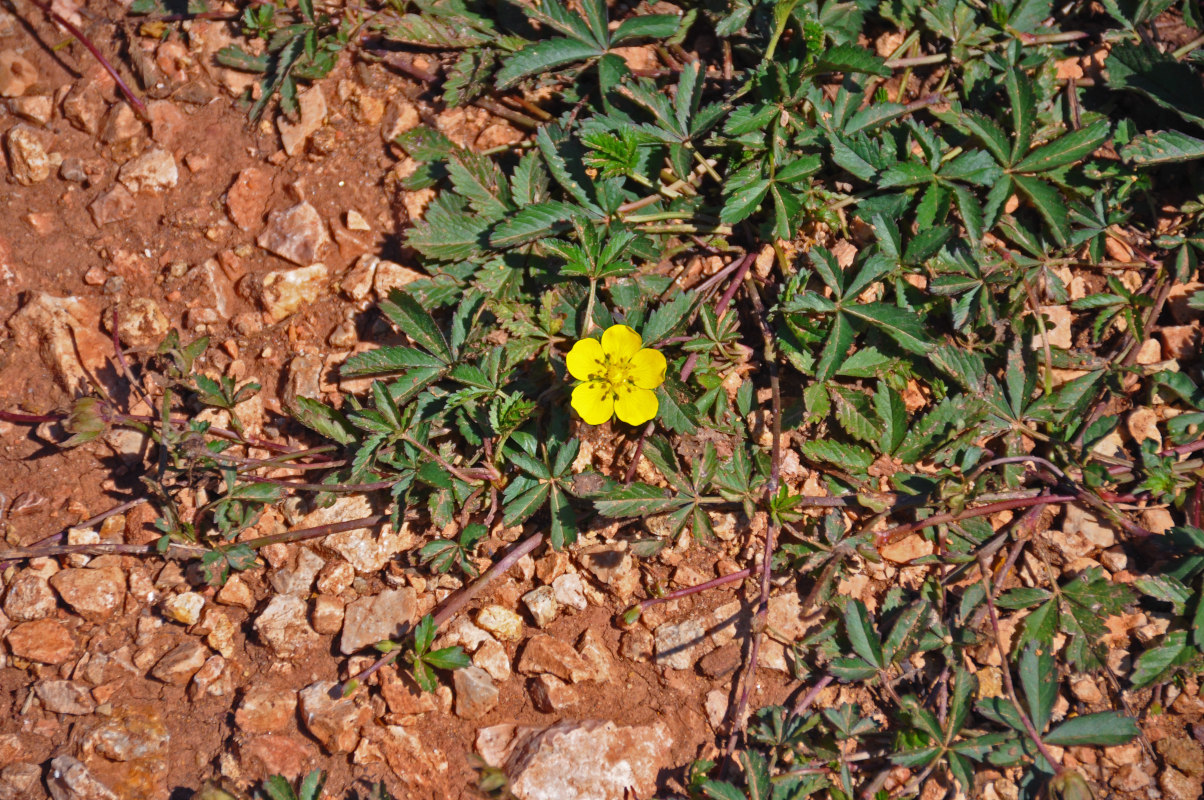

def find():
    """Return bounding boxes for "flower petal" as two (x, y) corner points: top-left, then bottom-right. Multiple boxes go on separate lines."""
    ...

(627, 348), (667, 389)
(572, 380), (615, 425)
(614, 384), (659, 425)
(565, 337), (606, 381)
(601, 324), (644, 361)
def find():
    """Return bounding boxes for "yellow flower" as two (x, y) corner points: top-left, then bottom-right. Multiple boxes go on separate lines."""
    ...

(566, 325), (667, 426)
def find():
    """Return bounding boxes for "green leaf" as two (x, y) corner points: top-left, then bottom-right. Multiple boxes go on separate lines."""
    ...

(290, 397), (357, 445)
(843, 599), (884, 668)
(503, 483), (551, 526)
(1130, 630), (1196, 688)
(425, 645), (472, 670)
(1012, 174), (1071, 246)
(1013, 120), (1110, 173)
(340, 346), (447, 375)
(1044, 712), (1140, 747)
(642, 292), (694, 347)
(611, 13), (681, 44)
(846, 303), (933, 354)
(593, 482), (690, 516)
(380, 290), (454, 363)
(720, 176), (771, 224)
(802, 439), (874, 470)
(215, 45), (269, 72)
(496, 37), (603, 89)
(261, 774), (298, 800)
(810, 43), (889, 76)
(489, 201), (581, 248)
(1121, 130), (1204, 165)
(1107, 42), (1204, 128)
(296, 769), (325, 800)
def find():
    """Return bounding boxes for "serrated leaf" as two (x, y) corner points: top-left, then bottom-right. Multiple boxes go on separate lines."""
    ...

(844, 599), (884, 668)
(490, 201), (581, 248)
(846, 303), (933, 354)
(1014, 120), (1110, 173)
(1045, 712), (1140, 747)
(1121, 130), (1204, 165)
(290, 397), (357, 445)
(611, 13), (681, 44)
(380, 290), (454, 362)
(642, 292), (694, 346)
(496, 37), (604, 89)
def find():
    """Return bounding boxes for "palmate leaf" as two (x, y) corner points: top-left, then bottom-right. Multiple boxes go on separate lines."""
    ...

(489, 201), (582, 248)
(845, 303), (933, 354)
(406, 194), (491, 260)
(593, 482), (692, 516)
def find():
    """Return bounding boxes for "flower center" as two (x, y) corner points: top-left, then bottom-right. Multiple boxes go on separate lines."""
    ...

(604, 358), (631, 387)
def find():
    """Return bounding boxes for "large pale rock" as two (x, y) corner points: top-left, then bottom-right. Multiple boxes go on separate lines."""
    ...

(46, 756), (119, 800)
(106, 298), (169, 348)
(302, 495), (415, 572)
(254, 594), (320, 658)
(269, 547), (325, 595)
(6, 123), (52, 184)
(453, 666), (498, 719)
(235, 686), (298, 734)
(517, 634), (597, 683)
(477, 720), (673, 800)
(89, 186), (137, 227)
(150, 640), (208, 685)
(3, 571), (57, 621)
(238, 734), (320, 782)
(257, 202), (330, 265)
(0, 51), (37, 97)
(340, 587), (415, 654)
(117, 148), (178, 193)
(6, 619), (75, 663)
(7, 293), (110, 395)
(258, 264), (328, 322)
(226, 167), (272, 231)
(36, 680), (96, 715)
(298, 680), (369, 754)
(278, 85), (327, 156)
(654, 619), (705, 670)
(50, 567), (126, 622)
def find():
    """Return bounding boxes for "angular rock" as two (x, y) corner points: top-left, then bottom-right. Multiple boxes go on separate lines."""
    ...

(226, 167), (273, 231)
(620, 628), (653, 662)
(259, 263), (328, 322)
(282, 354), (323, 411)
(89, 185), (137, 227)
(278, 85), (326, 156)
(6, 618), (75, 663)
(50, 567), (126, 622)
(0, 762), (40, 800)
(61, 84), (105, 134)
(529, 674), (576, 712)
(254, 594), (320, 658)
(478, 720), (673, 800)
(0, 51), (37, 97)
(522, 585), (559, 628)
(117, 148), (178, 193)
(439, 616), (497, 653)
(35, 680), (96, 715)
(10, 95), (53, 125)
(476, 605), (523, 642)
(269, 547), (326, 595)
(46, 756), (119, 800)
(380, 667), (437, 717)
(311, 595), (344, 635)
(6, 124), (52, 184)
(372, 257), (424, 298)
(150, 640), (208, 685)
(340, 254), (377, 301)
(474, 639), (512, 682)
(578, 543), (639, 598)
(654, 619), (705, 670)
(316, 560), (355, 595)
(257, 202), (330, 266)
(1158, 737), (1204, 779)
(340, 587), (415, 654)
(298, 680), (368, 754)
(238, 734), (320, 782)
(1161, 766), (1202, 800)
(81, 702), (169, 762)
(518, 634), (597, 683)
(576, 629), (613, 682)
(100, 103), (144, 144)
(162, 591), (205, 625)
(147, 100), (186, 147)
(3, 571), (57, 621)
(215, 574), (255, 610)
(454, 666), (498, 720)
(7, 293), (110, 396)
(551, 573), (587, 611)
(235, 686), (298, 735)
(106, 298), (169, 348)
(301, 495), (415, 573)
